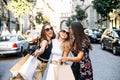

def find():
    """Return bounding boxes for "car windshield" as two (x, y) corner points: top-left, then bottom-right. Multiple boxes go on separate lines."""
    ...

(88, 30), (94, 35)
(114, 31), (120, 37)
(93, 30), (101, 34)
(0, 35), (17, 41)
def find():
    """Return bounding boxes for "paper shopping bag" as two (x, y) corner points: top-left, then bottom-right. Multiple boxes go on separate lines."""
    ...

(10, 54), (30, 78)
(57, 64), (75, 80)
(19, 55), (38, 80)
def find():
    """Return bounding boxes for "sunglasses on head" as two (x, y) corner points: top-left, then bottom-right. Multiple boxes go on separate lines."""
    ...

(45, 27), (53, 31)
(61, 30), (69, 35)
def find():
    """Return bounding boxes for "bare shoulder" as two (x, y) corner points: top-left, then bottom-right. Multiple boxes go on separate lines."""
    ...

(41, 40), (48, 46)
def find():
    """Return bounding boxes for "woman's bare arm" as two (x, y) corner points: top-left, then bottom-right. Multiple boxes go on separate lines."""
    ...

(34, 40), (48, 57)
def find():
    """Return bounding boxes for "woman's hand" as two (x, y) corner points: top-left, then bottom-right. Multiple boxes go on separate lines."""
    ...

(34, 49), (41, 57)
(60, 57), (68, 62)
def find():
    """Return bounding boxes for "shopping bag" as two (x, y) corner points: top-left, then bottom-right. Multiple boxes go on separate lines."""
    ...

(57, 63), (75, 80)
(10, 54), (30, 78)
(19, 55), (38, 80)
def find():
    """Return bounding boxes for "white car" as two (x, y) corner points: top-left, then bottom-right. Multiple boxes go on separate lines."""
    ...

(0, 34), (30, 56)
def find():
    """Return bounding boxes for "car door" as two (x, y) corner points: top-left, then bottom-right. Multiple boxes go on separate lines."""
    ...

(18, 35), (29, 50)
(107, 31), (114, 49)
(102, 30), (110, 47)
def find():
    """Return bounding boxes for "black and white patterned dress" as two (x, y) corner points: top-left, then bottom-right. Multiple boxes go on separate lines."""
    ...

(71, 38), (93, 80)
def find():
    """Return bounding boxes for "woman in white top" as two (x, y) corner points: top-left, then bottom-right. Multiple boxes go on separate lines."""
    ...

(46, 28), (71, 80)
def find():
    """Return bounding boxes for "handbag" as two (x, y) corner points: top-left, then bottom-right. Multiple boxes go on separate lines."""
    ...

(56, 63), (75, 80)
(10, 54), (30, 79)
(19, 55), (38, 80)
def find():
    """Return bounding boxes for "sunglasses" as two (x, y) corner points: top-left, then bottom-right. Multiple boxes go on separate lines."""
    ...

(61, 30), (69, 35)
(45, 27), (53, 32)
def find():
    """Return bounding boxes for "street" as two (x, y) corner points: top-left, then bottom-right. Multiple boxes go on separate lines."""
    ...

(0, 55), (22, 80)
(90, 43), (120, 80)
(0, 43), (120, 80)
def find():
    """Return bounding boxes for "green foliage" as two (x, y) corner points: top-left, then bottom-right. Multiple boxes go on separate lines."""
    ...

(66, 15), (76, 27)
(92, 0), (119, 18)
(8, 0), (32, 17)
(66, 18), (72, 27)
(75, 5), (87, 21)
(66, 5), (87, 26)
(35, 12), (50, 24)
(35, 12), (43, 24)
(42, 21), (50, 25)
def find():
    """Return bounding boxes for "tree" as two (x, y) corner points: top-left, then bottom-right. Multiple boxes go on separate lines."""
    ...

(66, 5), (87, 26)
(92, 0), (119, 19)
(66, 15), (76, 27)
(35, 12), (43, 24)
(7, 0), (32, 17)
(75, 5), (87, 21)
(35, 12), (50, 24)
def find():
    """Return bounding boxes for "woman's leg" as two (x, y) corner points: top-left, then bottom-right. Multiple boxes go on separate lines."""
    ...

(32, 60), (47, 80)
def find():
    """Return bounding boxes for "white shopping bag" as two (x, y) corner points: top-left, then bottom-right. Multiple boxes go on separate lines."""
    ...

(57, 64), (75, 80)
(19, 55), (38, 80)
(10, 54), (30, 79)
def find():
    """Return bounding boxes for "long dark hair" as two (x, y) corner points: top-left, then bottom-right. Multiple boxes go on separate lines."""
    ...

(40, 23), (56, 42)
(71, 21), (86, 53)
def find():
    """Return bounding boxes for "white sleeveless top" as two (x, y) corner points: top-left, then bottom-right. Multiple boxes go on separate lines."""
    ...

(51, 38), (63, 61)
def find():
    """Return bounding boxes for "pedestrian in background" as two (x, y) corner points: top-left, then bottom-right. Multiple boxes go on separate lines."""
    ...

(1, 27), (10, 35)
(61, 21), (93, 80)
(46, 28), (71, 80)
(11, 29), (16, 35)
(32, 23), (56, 80)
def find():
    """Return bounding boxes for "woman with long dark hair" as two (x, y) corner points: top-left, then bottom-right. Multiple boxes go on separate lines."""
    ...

(33, 23), (56, 80)
(61, 21), (93, 80)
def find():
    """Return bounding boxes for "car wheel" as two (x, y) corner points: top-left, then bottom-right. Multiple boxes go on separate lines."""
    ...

(101, 42), (105, 50)
(24, 45), (30, 56)
(19, 47), (24, 57)
(113, 46), (117, 55)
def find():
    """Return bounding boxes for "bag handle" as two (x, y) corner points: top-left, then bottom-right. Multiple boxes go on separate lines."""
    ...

(60, 62), (67, 65)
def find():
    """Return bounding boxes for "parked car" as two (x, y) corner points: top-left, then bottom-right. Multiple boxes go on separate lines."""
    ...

(0, 34), (30, 56)
(92, 29), (102, 42)
(24, 30), (39, 45)
(84, 29), (98, 43)
(101, 29), (120, 55)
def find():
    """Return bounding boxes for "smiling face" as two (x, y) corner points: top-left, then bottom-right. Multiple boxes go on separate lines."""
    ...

(59, 29), (69, 40)
(69, 27), (74, 36)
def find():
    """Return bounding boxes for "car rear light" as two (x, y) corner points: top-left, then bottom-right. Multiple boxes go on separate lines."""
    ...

(35, 38), (38, 40)
(32, 38), (38, 41)
(13, 43), (17, 48)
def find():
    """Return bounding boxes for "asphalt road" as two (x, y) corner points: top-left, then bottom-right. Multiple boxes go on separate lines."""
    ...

(90, 43), (120, 80)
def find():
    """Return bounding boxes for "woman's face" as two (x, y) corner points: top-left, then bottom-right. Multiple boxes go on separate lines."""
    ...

(69, 27), (73, 35)
(59, 29), (69, 40)
(44, 25), (54, 38)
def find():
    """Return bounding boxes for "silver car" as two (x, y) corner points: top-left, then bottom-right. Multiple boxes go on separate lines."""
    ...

(0, 34), (29, 56)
